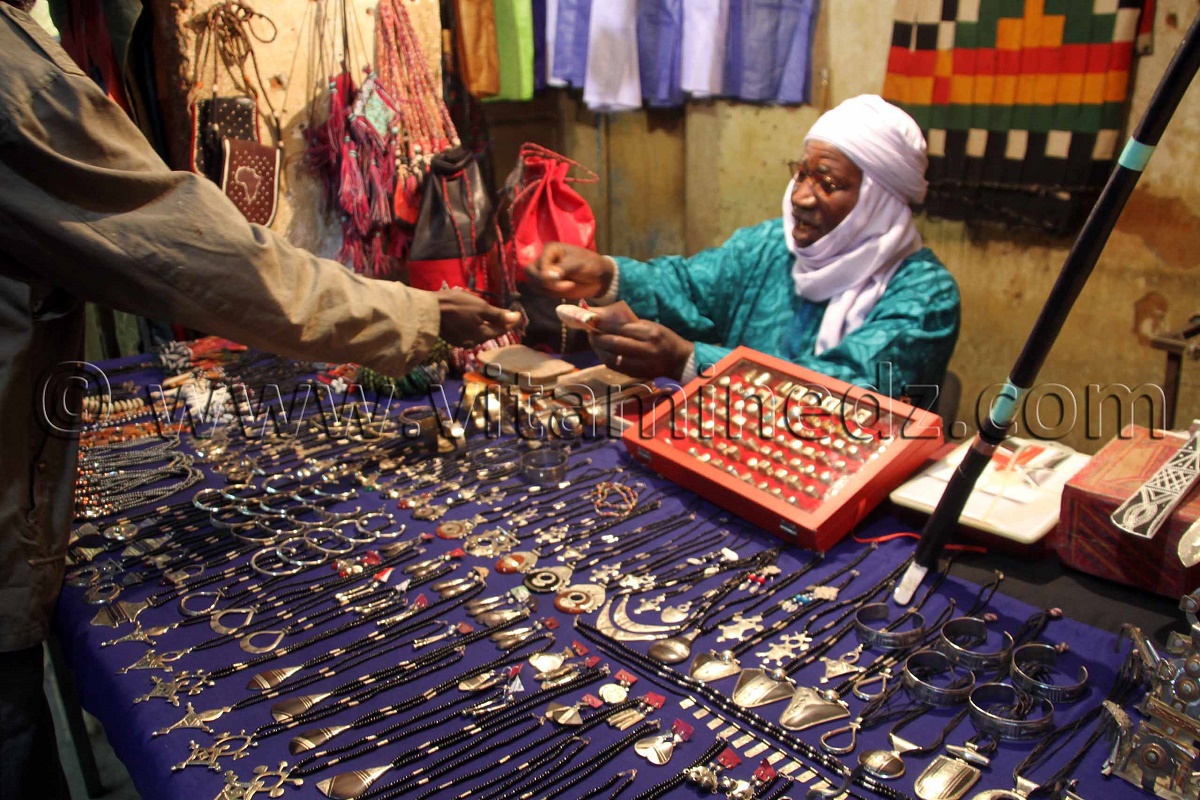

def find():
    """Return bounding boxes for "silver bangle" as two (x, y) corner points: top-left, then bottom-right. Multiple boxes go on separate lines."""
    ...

(854, 603), (926, 650)
(356, 511), (398, 539)
(309, 484), (359, 503)
(261, 474), (295, 495)
(210, 507), (258, 532)
(939, 616), (1014, 672)
(284, 503), (329, 528)
(254, 515), (301, 541)
(276, 536), (326, 567)
(255, 492), (300, 517)
(250, 547), (304, 577)
(321, 505), (363, 524)
(522, 449), (569, 486)
(968, 683), (1055, 740)
(305, 527), (356, 555)
(1010, 643), (1088, 703)
(220, 483), (261, 503)
(193, 488), (233, 512)
(902, 649), (976, 706)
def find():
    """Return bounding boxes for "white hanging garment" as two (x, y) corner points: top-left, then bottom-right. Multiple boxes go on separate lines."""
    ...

(680, 0), (729, 97)
(583, 0), (642, 112)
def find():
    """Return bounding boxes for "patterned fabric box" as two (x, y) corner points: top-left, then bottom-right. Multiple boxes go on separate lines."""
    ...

(1053, 425), (1200, 598)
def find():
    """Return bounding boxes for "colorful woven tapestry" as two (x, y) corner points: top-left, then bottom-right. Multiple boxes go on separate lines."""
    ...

(883, 0), (1150, 234)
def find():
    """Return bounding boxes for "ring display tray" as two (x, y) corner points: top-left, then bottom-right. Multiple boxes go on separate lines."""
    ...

(622, 347), (944, 550)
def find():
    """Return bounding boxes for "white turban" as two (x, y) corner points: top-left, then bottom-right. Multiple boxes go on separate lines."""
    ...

(806, 94), (928, 204)
(785, 95), (928, 356)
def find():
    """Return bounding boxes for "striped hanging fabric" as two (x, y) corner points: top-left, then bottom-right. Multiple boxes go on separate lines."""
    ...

(882, 0), (1151, 234)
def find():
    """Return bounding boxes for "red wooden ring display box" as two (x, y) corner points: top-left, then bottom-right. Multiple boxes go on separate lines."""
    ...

(622, 347), (944, 550)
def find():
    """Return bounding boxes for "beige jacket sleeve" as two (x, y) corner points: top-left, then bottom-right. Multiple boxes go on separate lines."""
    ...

(0, 5), (439, 378)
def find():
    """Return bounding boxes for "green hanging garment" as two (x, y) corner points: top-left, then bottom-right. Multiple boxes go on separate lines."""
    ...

(490, 0), (534, 101)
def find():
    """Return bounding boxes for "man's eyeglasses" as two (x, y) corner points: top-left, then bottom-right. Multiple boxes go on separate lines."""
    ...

(787, 160), (849, 197)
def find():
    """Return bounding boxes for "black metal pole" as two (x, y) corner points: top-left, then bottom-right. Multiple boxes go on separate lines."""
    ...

(894, 10), (1200, 604)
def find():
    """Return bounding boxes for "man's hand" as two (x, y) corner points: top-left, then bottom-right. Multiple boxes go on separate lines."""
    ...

(436, 289), (522, 348)
(589, 308), (693, 381)
(524, 243), (613, 299)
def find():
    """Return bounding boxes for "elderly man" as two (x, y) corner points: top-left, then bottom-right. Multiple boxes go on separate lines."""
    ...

(526, 95), (961, 397)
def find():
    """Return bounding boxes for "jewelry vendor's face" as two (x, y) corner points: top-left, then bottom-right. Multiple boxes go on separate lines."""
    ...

(789, 141), (862, 247)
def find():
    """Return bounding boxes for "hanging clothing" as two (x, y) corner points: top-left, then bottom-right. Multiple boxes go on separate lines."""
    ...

(680, 0), (729, 97)
(454, 0), (501, 98)
(724, 0), (819, 104)
(492, 0), (534, 101)
(551, 0), (592, 87)
(637, 0), (684, 107)
(583, 0), (641, 112)
(545, 0), (564, 86)
(531, 0), (547, 90)
(611, 220), (960, 394)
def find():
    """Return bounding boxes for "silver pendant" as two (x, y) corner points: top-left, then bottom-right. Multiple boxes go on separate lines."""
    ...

(239, 629), (286, 654)
(171, 731), (255, 772)
(595, 596), (669, 643)
(689, 649), (743, 683)
(716, 613), (764, 643)
(755, 633), (810, 666)
(634, 593), (667, 614)
(211, 607), (255, 635)
(731, 667), (795, 709)
(820, 645), (864, 683)
(915, 754), (985, 800)
(648, 630), (699, 665)
(102, 621), (177, 648)
(152, 702), (232, 737)
(216, 762), (303, 800)
(779, 686), (848, 731)
(271, 693), (331, 723)
(545, 701), (585, 725)
(119, 648), (186, 674)
(528, 649), (573, 674)
(634, 729), (686, 765)
(289, 725), (351, 755)
(660, 601), (693, 624)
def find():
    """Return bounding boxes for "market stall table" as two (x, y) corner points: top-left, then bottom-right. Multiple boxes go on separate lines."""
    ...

(53, 360), (1177, 800)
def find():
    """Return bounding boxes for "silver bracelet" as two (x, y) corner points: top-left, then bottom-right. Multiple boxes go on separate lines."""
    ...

(356, 511), (400, 539)
(854, 603), (927, 650)
(275, 536), (327, 567)
(305, 526), (356, 556)
(939, 616), (1015, 672)
(1010, 642), (1088, 703)
(902, 649), (976, 706)
(193, 487), (232, 512)
(522, 449), (570, 486)
(250, 547), (304, 577)
(968, 683), (1055, 740)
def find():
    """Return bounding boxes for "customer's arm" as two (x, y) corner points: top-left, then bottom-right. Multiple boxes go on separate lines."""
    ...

(0, 8), (514, 377)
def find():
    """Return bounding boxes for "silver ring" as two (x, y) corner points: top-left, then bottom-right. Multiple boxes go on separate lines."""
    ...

(615, 354), (624, 369)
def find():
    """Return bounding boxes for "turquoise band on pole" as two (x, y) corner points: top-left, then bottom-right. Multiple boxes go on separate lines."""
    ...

(1118, 138), (1155, 172)
(988, 380), (1025, 428)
